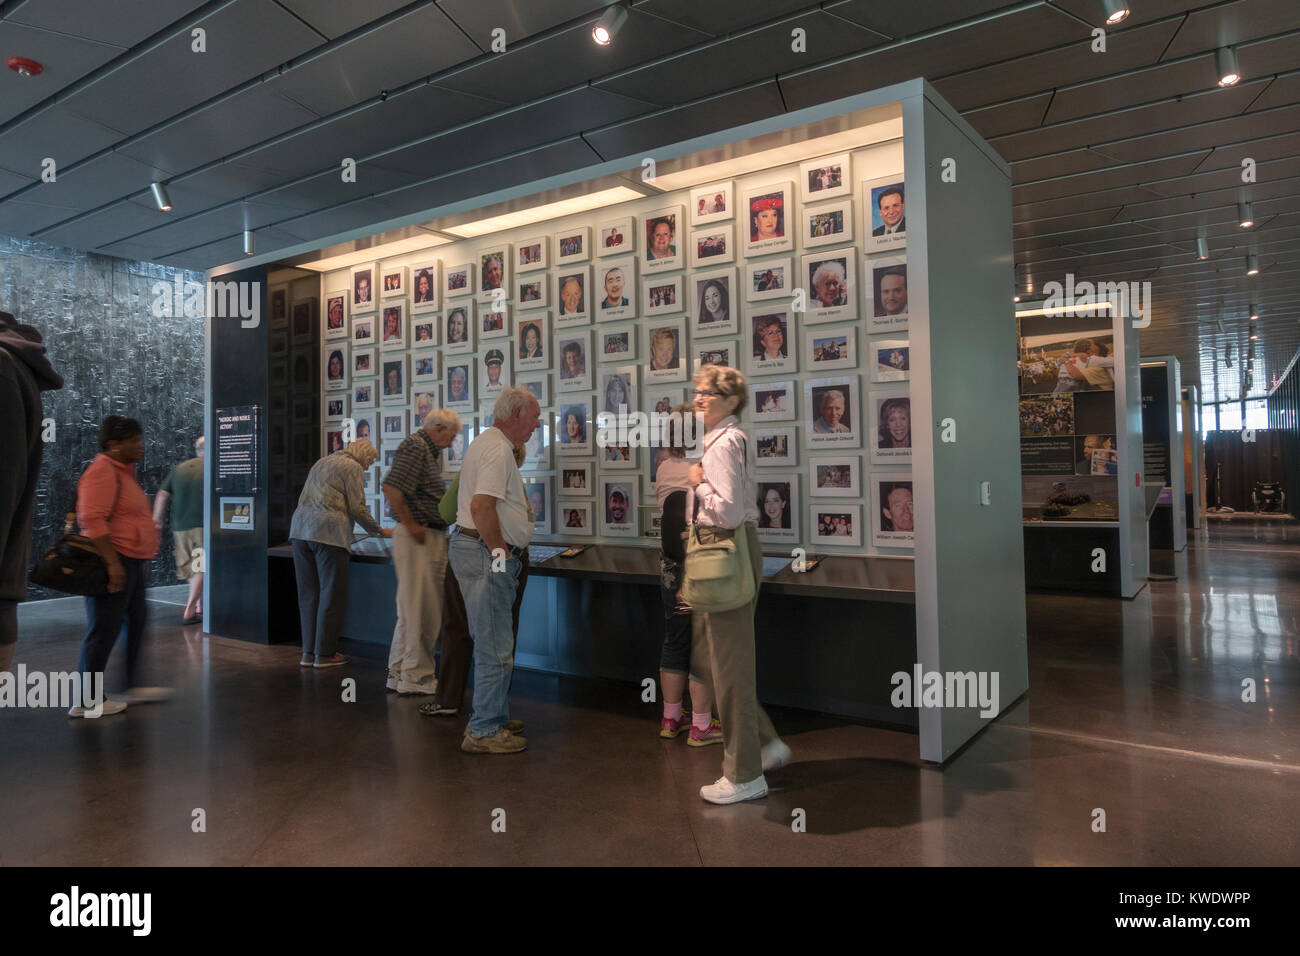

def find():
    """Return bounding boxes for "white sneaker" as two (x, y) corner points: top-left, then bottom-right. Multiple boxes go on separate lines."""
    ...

(700, 774), (768, 804)
(395, 679), (437, 695)
(67, 699), (128, 718)
(119, 686), (174, 704)
(761, 738), (792, 772)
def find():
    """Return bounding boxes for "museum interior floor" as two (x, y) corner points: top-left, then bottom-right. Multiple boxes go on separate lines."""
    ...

(4, 519), (1297, 866)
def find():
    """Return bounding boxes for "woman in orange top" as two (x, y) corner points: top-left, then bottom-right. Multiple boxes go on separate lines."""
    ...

(71, 416), (162, 717)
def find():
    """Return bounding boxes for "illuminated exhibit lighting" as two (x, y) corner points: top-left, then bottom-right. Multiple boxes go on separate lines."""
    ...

(1196, 236), (1209, 259)
(150, 182), (173, 212)
(592, 4), (628, 45)
(1238, 201), (1254, 228)
(1246, 254), (1259, 276)
(1101, 0), (1130, 25)
(1216, 46), (1241, 86)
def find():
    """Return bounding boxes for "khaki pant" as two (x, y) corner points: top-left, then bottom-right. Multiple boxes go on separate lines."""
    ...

(388, 524), (448, 689)
(690, 522), (778, 783)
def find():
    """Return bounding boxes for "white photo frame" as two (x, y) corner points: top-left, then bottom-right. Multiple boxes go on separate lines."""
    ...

(480, 303), (510, 340)
(600, 477), (639, 537)
(444, 361), (474, 411)
(477, 246), (511, 302)
(866, 254), (910, 332)
(690, 224), (735, 267)
(522, 476), (552, 535)
(352, 381), (377, 410)
(555, 266), (591, 325)
(517, 275), (548, 310)
(805, 375), (861, 448)
(380, 355), (408, 406)
(324, 291), (349, 340)
(754, 425), (798, 468)
(643, 205), (684, 272)
(803, 198), (853, 249)
(644, 318), (687, 383)
(813, 502), (864, 548)
(872, 474), (914, 548)
(269, 285), (289, 329)
(643, 274), (682, 317)
(381, 409), (408, 440)
(594, 256), (637, 323)
(410, 261), (440, 312)
(351, 264), (377, 311)
(411, 314), (438, 347)
(751, 379), (796, 422)
(516, 312), (549, 371)
(555, 226), (591, 264)
(323, 423), (346, 456)
(870, 387), (912, 463)
(872, 339), (911, 383)
(597, 364), (638, 418)
(556, 330), (593, 392)
(805, 324), (857, 373)
(322, 393), (348, 423)
(323, 342), (349, 392)
(412, 389), (439, 424)
(411, 350), (439, 386)
(445, 262), (474, 298)
(693, 340), (738, 374)
(600, 324), (637, 363)
(478, 346), (511, 398)
(802, 247), (858, 324)
(742, 181), (794, 256)
(291, 298), (317, 345)
(351, 313), (376, 347)
(808, 455), (861, 498)
(516, 236), (548, 273)
(800, 153), (852, 203)
(643, 385), (686, 418)
(558, 462), (593, 496)
(559, 501), (593, 536)
(351, 413), (378, 447)
(692, 267), (737, 337)
(380, 264), (407, 298)
(747, 308), (796, 377)
(521, 421), (551, 472)
(443, 303), (476, 355)
(600, 441), (638, 471)
(517, 373), (549, 407)
(597, 216), (635, 257)
(756, 474), (800, 544)
(864, 175), (907, 252)
(380, 302), (407, 351)
(443, 420), (475, 473)
(746, 257), (792, 302)
(690, 181), (734, 226)
(556, 398), (593, 455)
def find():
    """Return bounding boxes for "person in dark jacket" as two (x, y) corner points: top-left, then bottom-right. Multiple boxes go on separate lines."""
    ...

(0, 311), (64, 673)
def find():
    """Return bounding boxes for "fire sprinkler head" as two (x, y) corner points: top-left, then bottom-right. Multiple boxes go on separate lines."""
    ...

(6, 57), (45, 77)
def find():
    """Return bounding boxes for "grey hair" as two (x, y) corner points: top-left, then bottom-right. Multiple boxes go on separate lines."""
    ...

(423, 408), (461, 431)
(493, 387), (537, 422)
(811, 260), (846, 289)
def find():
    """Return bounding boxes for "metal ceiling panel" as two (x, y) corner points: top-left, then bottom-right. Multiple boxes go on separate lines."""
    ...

(584, 80), (785, 160)
(0, 198), (84, 236)
(1011, 148), (1120, 185)
(1144, 154), (1300, 199)
(1191, 129), (1300, 173)
(1013, 184), (1170, 224)
(115, 86), (319, 173)
(58, 0), (324, 137)
(0, 20), (123, 125)
(156, 224), (309, 271)
(248, 198), (416, 255)
(933, 19), (1181, 112)
(100, 202), (308, 259)
(823, 0), (1013, 39)
(595, 10), (888, 108)
(634, 0), (823, 36)
(35, 200), (172, 250)
(0, 165), (32, 195)
(1045, 55), (1216, 126)
(1014, 208), (1118, 240)
(1049, 0), (1197, 29)
(1160, 0), (1300, 61)
(779, 5), (1084, 112)
(1248, 71), (1300, 113)
(434, 11), (709, 106)
(259, 165), (418, 213)
(991, 80), (1267, 163)
(963, 93), (1052, 140)
(436, 0), (604, 48)
(271, 5), (480, 117)
(1097, 102), (1300, 163)
(277, 0), (413, 40)
(1013, 153), (1208, 203)
(3, 0), (208, 48)
(0, 107), (130, 189)
(155, 162), (316, 216)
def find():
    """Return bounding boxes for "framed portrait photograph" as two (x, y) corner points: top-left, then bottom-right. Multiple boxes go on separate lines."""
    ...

(444, 362), (474, 411)
(291, 299), (315, 345)
(808, 455), (861, 498)
(353, 381), (377, 411)
(691, 224), (735, 267)
(410, 261), (440, 312)
(412, 389), (439, 424)
(560, 501), (593, 536)
(381, 409), (408, 441)
(556, 399), (593, 455)
(478, 346), (511, 398)
(559, 462), (593, 496)
(600, 324), (637, 363)
(477, 246), (510, 302)
(597, 365), (638, 418)
(292, 351), (315, 393)
(380, 302), (407, 351)
(690, 181), (734, 226)
(555, 267), (591, 326)
(411, 350), (439, 386)
(351, 264), (376, 312)
(521, 420), (551, 472)
(643, 275), (682, 317)
(322, 393), (348, 423)
(352, 346), (376, 379)
(751, 379), (796, 423)
(644, 319), (686, 383)
(555, 226), (591, 265)
(747, 308), (796, 377)
(756, 474), (800, 544)
(517, 374), (549, 407)
(410, 315), (437, 347)
(864, 175), (907, 251)
(323, 343), (349, 392)
(803, 198), (853, 249)
(517, 275), (548, 310)
(269, 285), (289, 328)
(600, 441), (637, 471)
(643, 205), (684, 272)
(866, 255), (909, 331)
(515, 313), (549, 371)
(800, 153), (851, 202)
(743, 181), (794, 256)
(442, 420), (475, 473)
(445, 262), (474, 298)
(600, 477), (639, 537)
(323, 424), (346, 456)
(270, 330), (288, 357)
(522, 476), (552, 535)
(324, 291), (349, 340)
(556, 330), (593, 393)
(692, 268), (737, 337)
(597, 216), (634, 257)
(516, 236), (548, 272)
(594, 257), (636, 323)
(443, 303), (475, 355)
(803, 248), (858, 323)
(805, 375), (861, 448)
(351, 313), (376, 347)
(380, 264), (407, 298)
(351, 413), (378, 447)
(805, 325), (857, 373)
(870, 387), (912, 463)
(643, 384), (686, 418)
(380, 355), (408, 406)
(872, 475), (914, 548)
(813, 502), (863, 548)
(753, 425), (797, 468)
(694, 340), (738, 374)
(746, 257), (792, 302)
(872, 339), (910, 383)
(480, 304), (510, 340)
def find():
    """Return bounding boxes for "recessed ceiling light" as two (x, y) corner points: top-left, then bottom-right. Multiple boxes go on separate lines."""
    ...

(1216, 46), (1241, 86)
(1100, 0), (1130, 25)
(1238, 200), (1254, 228)
(592, 4), (628, 46)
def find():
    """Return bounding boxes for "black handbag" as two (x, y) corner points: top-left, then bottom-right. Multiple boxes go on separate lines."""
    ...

(28, 471), (121, 597)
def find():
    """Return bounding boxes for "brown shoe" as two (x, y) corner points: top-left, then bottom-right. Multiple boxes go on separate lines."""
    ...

(461, 727), (527, 754)
(504, 719), (525, 735)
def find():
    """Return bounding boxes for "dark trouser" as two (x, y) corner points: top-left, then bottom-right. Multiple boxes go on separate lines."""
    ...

(437, 550), (530, 710)
(78, 556), (149, 690)
(0, 599), (16, 672)
(658, 554), (692, 675)
(292, 539), (350, 658)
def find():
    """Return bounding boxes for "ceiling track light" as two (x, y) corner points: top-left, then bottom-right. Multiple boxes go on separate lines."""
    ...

(150, 181), (173, 212)
(1249, 303), (1259, 321)
(1100, 0), (1131, 25)
(1246, 253), (1260, 276)
(1196, 236), (1209, 259)
(591, 3), (628, 46)
(1216, 46), (1241, 86)
(243, 229), (255, 256)
(1238, 200), (1254, 228)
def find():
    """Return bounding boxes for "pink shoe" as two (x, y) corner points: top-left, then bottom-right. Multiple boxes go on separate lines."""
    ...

(660, 713), (691, 739)
(687, 717), (724, 747)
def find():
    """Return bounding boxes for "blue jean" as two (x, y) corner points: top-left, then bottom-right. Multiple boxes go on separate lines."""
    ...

(78, 555), (149, 691)
(449, 534), (521, 737)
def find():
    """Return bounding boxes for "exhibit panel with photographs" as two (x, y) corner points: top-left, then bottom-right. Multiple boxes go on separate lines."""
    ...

(756, 474), (800, 544)
(865, 255), (909, 331)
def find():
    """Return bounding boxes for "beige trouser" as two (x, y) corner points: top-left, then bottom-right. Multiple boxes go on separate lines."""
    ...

(388, 523), (448, 688)
(690, 522), (779, 784)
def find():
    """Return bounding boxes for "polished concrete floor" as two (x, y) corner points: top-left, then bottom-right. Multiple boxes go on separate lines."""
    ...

(2, 520), (1298, 866)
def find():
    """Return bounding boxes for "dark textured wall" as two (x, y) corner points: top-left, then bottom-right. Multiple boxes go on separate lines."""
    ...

(1267, 361), (1300, 518)
(0, 235), (205, 600)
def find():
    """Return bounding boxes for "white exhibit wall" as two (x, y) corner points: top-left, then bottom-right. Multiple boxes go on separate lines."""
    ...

(1116, 311), (1149, 594)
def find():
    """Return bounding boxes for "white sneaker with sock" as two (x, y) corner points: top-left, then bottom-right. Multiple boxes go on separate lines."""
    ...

(700, 774), (768, 804)
(67, 699), (128, 718)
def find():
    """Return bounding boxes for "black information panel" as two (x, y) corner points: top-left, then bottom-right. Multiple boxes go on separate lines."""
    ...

(215, 404), (261, 494)
(1140, 365), (1171, 487)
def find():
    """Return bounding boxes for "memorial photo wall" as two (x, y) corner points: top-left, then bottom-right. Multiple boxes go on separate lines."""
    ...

(316, 140), (911, 555)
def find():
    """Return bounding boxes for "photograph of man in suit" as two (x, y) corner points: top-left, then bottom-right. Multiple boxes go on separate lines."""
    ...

(872, 186), (905, 236)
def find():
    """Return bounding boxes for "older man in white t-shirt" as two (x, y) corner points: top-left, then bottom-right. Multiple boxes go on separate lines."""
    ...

(449, 387), (542, 754)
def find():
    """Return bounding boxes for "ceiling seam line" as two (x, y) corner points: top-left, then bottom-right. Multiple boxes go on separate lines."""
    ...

(1155, 13), (1188, 63)
(266, 0), (329, 43)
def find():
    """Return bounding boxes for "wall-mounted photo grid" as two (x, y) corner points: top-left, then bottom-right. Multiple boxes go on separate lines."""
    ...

(310, 146), (912, 556)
